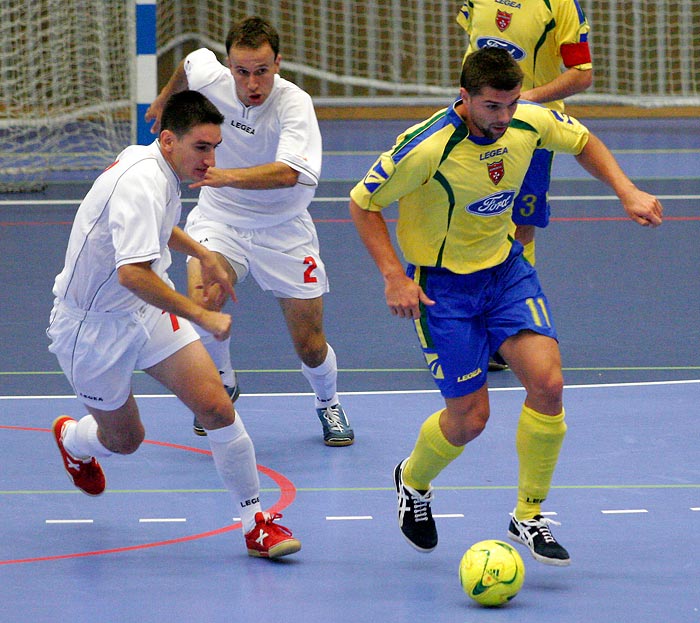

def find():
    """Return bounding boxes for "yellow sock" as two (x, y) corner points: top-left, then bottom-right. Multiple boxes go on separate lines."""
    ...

(522, 240), (536, 265)
(402, 410), (464, 491)
(514, 405), (566, 520)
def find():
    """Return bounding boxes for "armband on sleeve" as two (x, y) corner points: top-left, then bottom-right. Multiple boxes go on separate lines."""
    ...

(560, 41), (592, 67)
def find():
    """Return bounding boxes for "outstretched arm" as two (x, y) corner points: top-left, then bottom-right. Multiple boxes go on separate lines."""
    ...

(188, 161), (299, 190)
(349, 198), (435, 319)
(575, 132), (663, 227)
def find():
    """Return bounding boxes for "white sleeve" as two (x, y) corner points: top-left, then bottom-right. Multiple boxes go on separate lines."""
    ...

(184, 48), (227, 91)
(275, 90), (322, 187)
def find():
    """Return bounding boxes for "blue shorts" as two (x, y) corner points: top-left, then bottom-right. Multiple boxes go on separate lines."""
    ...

(512, 148), (553, 228)
(408, 243), (558, 399)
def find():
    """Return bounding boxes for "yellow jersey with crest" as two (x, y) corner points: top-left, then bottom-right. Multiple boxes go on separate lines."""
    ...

(350, 101), (589, 274)
(457, 0), (592, 113)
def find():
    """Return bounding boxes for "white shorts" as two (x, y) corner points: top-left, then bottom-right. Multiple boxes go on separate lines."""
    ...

(185, 207), (330, 299)
(47, 301), (199, 411)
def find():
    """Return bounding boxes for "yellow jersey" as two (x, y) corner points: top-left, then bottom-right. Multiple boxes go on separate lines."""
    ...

(350, 101), (589, 274)
(457, 0), (592, 112)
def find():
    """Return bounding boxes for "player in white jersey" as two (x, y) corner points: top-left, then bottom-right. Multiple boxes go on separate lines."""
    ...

(48, 90), (301, 559)
(146, 16), (353, 446)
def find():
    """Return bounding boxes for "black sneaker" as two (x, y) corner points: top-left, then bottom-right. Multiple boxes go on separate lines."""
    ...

(507, 512), (570, 566)
(488, 352), (508, 371)
(393, 459), (437, 552)
(193, 373), (241, 436)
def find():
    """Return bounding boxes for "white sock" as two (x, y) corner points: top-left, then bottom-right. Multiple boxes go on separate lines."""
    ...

(301, 343), (339, 408)
(63, 415), (113, 459)
(194, 325), (235, 387)
(206, 413), (261, 534)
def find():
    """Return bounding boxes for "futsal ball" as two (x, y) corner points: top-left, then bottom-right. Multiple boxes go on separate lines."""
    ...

(459, 539), (525, 607)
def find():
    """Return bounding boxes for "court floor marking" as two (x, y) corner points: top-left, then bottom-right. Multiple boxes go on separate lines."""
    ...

(2, 376), (699, 404)
(39, 507), (699, 527)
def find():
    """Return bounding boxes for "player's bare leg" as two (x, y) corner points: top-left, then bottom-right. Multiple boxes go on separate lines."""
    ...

(187, 254), (240, 435)
(498, 331), (570, 565)
(279, 296), (354, 446)
(147, 340), (300, 558)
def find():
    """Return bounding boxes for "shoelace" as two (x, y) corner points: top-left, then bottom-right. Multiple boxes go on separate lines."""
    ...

(405, 487), (433, 522)
(522, 516), (561, 544)
(321, 405), (347, 433)
(259, 512), (293, 536)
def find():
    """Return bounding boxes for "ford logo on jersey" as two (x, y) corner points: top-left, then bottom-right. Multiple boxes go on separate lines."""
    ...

(475, 36), (526, 61)
(466, 189), (516, 216)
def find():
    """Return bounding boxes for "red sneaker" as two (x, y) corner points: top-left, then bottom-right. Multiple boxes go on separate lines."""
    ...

(245, 512), (301, 559)
(52, 416), (106, 496)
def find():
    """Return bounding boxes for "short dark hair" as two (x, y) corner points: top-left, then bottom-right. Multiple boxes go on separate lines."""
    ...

(160, 90), (224, 137)
(225, 16), (280, 57)
(460, 47), (524, 95)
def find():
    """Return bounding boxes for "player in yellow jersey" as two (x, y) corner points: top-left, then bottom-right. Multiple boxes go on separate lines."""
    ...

(349, 48), (662, 566)
(457, 0), (593, 265)
(458, 0), (593, 370)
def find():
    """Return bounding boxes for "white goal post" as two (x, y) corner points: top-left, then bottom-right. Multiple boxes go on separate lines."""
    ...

(1, 1), (698, 191)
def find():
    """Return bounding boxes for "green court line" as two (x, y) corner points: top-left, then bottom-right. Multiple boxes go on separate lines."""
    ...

(2, 365), (700, 377)
(3, 483), (698, 496)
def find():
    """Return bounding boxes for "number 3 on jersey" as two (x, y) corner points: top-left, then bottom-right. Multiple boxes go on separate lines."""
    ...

(303, 255), (318, 283)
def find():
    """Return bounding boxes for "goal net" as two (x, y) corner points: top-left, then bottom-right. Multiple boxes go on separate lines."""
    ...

(2, 1), (698, 191)
(156, 0), (700, 107)
(0, 1), (133, 192)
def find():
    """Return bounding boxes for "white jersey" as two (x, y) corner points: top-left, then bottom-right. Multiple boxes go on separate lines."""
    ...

(184, 47), (322, 229)
(52, 140), (182, 313)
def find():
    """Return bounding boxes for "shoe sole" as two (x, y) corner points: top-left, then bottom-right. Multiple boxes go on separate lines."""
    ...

(52, 416), (105, 496)
(507, 530), (571, 567)
(488, 362), (509, 371)
(324, 436), (354, 447)
(394, 461), (436, 553)
(248, 539), (302, 559)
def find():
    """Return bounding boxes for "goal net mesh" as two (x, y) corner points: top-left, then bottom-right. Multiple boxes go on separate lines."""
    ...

(0, 0), (133, 191)
(2, 1), (698, 191)
(156, 0), (700, 105)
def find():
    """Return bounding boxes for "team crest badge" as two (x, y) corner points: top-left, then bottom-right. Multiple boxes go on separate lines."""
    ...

(496, 10), (512, 32)
(487, 159), (505, 185)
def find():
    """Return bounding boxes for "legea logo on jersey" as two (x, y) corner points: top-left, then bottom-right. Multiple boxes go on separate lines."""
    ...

(476, 36), (526, 61)
(466, 189), (516, 217)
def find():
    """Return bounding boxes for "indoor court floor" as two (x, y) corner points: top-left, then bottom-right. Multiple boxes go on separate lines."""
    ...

(1, 115), (699, 622)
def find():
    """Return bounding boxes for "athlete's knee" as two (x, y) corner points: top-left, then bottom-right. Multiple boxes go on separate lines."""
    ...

(100, 424), (145, 455)
(193, 388), (235, 430)
(295, 331), (328, 368)
(444, 400), (490, 446)
(528, 369), (564, 413)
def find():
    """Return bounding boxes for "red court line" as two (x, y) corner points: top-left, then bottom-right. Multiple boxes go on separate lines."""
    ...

(0, 426), (297, 566)
(2, 216), (699, 227)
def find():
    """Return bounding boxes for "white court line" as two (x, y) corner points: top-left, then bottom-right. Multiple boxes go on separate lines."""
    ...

(326, 515), (373, 521)
(138, 518), (186, 523)
(691, 508), (700, 512)
(4, 378), (699, 402)
(434, 513), (464, 519)
(601, 509), (648, 515)
(45, 519), (93, 524)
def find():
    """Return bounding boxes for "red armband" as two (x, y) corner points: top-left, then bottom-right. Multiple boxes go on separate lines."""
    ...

(560, 41), (591, 67)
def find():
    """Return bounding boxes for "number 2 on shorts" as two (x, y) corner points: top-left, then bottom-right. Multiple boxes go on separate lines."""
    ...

(303, 256), (318, 283)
